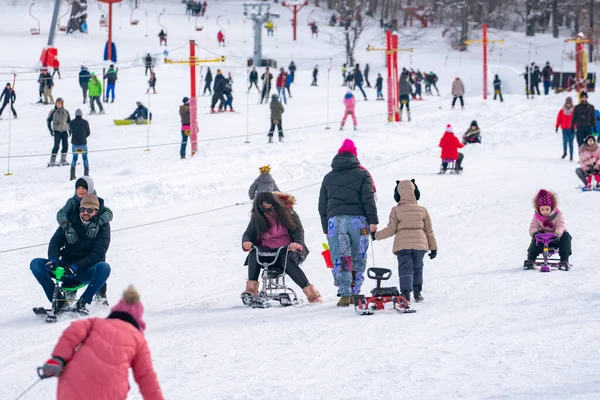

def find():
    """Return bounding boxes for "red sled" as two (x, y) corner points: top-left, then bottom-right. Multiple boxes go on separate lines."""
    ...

(354, 268), (416, 315)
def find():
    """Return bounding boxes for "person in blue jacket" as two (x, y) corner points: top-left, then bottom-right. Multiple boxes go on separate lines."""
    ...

(126, 101), (152, 121)
(285, 71), (293, 98)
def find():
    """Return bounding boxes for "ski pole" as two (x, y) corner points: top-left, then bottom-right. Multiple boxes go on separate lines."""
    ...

(13, 377), (42, 400)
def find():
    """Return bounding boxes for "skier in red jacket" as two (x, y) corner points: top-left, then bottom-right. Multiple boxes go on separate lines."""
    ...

(439, 124), (465, 172)
(217, 30), (225, 47)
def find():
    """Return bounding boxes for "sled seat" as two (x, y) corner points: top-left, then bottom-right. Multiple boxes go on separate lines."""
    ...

(367, 268), (400, 296)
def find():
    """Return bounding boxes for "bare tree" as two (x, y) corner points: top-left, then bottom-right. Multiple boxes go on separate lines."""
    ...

(332, 1), (369, 66)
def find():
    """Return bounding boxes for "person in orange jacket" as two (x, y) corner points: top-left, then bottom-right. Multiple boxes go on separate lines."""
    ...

(439, 124), (465, 172)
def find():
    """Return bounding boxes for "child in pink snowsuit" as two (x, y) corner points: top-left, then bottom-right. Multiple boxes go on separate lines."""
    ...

(340, 90), (357, 130)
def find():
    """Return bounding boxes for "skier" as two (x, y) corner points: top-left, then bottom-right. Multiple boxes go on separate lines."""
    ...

(0, 82), (17, 119)
(373, 179), (437, 303)
(104, 64), (118, 103)
(158, 29), (167, 46)
(52, 64), (62, 80)
(211, 69), (226, 112)
(144, 54), (153, 76)
(524, 189), (571, 269)
(260, 67), (273, 104)
(493, 74), (503, 102)
(37, 285), (164, 399)
(248, 67), (259, 93)
(40, 68), (55, 104)
(268, 93), (284, 143)
(542, 61), (553, 95)
(399, 73), (412, 121)
(203, 67), (213, 95)
(310, 22), (318, 38)
(69, 109), (91, 180)
(37, 68), (46, 104)
(146, 72), (157, 94)
(412, 72), (422, 100)
(217, 30), (225, 47)
(311, 65), (318, 86)
(222, 72), (234, 112)
(47, 98), (72, 167)
(531, 62), (541, 95)
(288, 61), (296, 82)
(266, 20), (274, 36)
(354, 64), (368, 100)
(375, 73), (384, 100)
(318, 138), (378, 307)
(451, 77), (465, 109)
(576, 135), (600, 188)
(248, 165), (280, 200)
(126, 101), (152, 121)
(87, 73), (104, 114)
(425, 71), (439, 95)
(555, 96), (575, 161)
(462, 120), (482, 144)
(78, 65), (91, 104)
(285, 69), (293, 98)
(364, 63), (371, 88)
(241, 192), (323, 304)
(30, 193), (111, 315)
(276, 68), (287, 104)
(439, 124), (464, 172)
(180, 97), (190, 159)
(570, 91), (596, 147)
(340, 89), (357, 131)
(341, 63), (347, 85)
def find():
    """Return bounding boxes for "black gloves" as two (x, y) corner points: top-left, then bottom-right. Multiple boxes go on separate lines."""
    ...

(61, 222), (79, 245)
(370, 232), (376, 241)
(44, 258), (58, 272)
(85, 222), (100, 239)
(49, 129), (54, 136)
(429, 249), (437, 259)
(555, 127), (558, 134)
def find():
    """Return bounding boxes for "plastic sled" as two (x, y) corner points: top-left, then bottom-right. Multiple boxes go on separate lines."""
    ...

(523, 233), (570, 272)
(32, 266), (87, 323)
(354, 268), (416, 315)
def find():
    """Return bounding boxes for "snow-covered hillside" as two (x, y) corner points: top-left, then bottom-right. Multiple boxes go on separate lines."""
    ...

(1, 1), (600, 399)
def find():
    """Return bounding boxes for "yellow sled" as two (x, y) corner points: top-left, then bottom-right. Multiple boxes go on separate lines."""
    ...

(113, 119), (151, 126)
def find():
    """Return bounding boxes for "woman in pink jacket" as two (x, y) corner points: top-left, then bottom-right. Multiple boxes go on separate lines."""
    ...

(576, 134), (600, 188)
(39, 286), (164, 400)
(524, 189), (571, 269)
(340, 89), (357, 131)
(555, 96), (575, 161)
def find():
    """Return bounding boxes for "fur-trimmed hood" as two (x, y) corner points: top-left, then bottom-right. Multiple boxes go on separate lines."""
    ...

(532, 189), (558, 211)
(273, 192), (296, 209)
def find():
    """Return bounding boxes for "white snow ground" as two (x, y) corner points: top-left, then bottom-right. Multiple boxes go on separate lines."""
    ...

(1, 1), (600, 399)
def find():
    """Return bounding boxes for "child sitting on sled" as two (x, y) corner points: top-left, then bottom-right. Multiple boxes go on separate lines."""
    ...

(462, 120), (482, 144)
(439, 124), (465, 172)
(524, 189), (571, 269)
(576, 134), (600, 189)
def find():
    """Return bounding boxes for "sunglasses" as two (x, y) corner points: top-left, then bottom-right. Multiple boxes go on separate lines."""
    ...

(79, 207), (96, 214)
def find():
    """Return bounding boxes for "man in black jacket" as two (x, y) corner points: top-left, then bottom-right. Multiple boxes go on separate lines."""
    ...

(104, 64), (118, 103)
(318, 139), (378, 307)
(78, 66), (91, 104)
(211, 69), (227, 111)
(69, 109), (91, 180)
(203, 67), (213, 95)
(260, 67), (273, 104)
(570, 91), (596, 147)
(248, 67), (259, 93)
(0, 82), (17, 118)
(30, 194), (111, 314)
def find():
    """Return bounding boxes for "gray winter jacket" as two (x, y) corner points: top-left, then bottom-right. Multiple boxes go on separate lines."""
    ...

(399, 79), (412, 96)
(248, 173), (280, 200)
(47, 107), (71, 132)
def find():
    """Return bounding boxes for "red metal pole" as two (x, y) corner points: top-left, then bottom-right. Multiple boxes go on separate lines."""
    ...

(293, 5), (297, 41)
(107, 3), (113, 61)
(483, 23), (488, 100)
(189, 41), (198, 156)
(386, 30), (393, 122)
(392, 32), (400, 122)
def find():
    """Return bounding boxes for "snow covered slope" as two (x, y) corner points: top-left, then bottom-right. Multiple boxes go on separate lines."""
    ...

(1, 1), (600, 399)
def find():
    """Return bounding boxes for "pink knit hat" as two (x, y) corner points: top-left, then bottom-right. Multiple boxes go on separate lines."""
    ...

(338, 138), (358, 157)
(444, 124), (453, 134)
(110, 286), (146, 332)
(537, 189), (554, 208)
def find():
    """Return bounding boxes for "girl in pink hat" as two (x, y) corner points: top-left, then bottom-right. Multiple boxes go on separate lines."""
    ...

(524, 189), (571, 269)
(39, 286), (164, 400)
(340, 89), (357, 131)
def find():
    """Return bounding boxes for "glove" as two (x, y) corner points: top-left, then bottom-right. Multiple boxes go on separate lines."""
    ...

(61, 222), (79, 245)
(85, 222), (100, 239)
(429, 249), (437, 259)
(63, 264), (78, 279)
(68, 130), (72, 137)
(370, 232), (376, 241)
(44, 258), (58, 272)
(555, 127), (558, 134)
(49, 129), (54, 137)
(39, 357), (65, 379)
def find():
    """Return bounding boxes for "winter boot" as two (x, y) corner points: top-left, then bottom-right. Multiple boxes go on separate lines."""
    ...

(353, 125), (357, 131)
(243, 280), (259, 297)
(210, 108), (215, 113)
(60, 153), (69, 166)
(407, 110), (411, 121)
(336, 296), (353, 307)
(279, 135), (284, 142)
(70, 166), (76, 181)
(401, 291), (411, 303)
(75, 301), (89, 315)
(48, 154), (57, 167)
(585, 175), (593, 189)
(561, 152), (567, 159)
(399, 110), (402, 121)
(413, 285), (423, 302)
(523, 260), (535, 270)
(268, 136), (273, 143)
(303, 284), (323, 303)
(94, 293), (110, 306)
(84, 166), (89, 176)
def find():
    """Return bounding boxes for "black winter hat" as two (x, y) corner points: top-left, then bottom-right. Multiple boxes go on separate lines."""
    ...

(182, 97), (189, 104)
(580, 91), (588, 98)
(75, 178), (88, 190)
(470, 120), (478, 127)
(393, 179), (420, 203)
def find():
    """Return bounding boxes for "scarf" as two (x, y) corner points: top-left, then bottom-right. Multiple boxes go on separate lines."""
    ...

(534, 209), (561, 229)
(562, 104), (573, 116)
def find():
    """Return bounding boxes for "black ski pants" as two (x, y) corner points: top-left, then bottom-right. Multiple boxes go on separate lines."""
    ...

(527, 232), (572, 262)
(268, 119), (283, 137)
(203, 81), (212, 95)
(145, 65), (152, 76)
(247, 249), (309, 289)
(0, 101), (16, 117)
(249, 80), (259, 92)
(90, 96), (103, 112)
(576, 126), (592, 147)
(80, 83), (88, 103)
(441, 153), (464, 170)
(51, 131), (69, 155)
(261, 85), (271, 103)
(211, 90), (225, 108)
(452, 95), (464, 107)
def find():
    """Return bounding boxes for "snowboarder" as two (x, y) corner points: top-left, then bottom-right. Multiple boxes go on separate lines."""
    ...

(180, 97), (190, 159)
(146, 72), (157, 94)
(288, 61), (296, 82)
(276, 68), (287, 104)
(555, 96), (575, 161)
(88, 73), (104, 114)
(524, 189), (571, 269)
(399, 74), (412, 121)
(126, 101), (152, 121)
(542, 61), (553, 95)
(248, 165), (280, 200)
(40, 68), (55, 104)
(47, 98), (71, 167)
(462, 120), (482, 144)
(373, 179), (437, 303)
(241, 192), (323, 304)
(78, 66), (91, 104)
(439, 124), (464, 172)
(340, 89), (357, 131)
(311, 65), (318, 86)
(144, 54), (153, 76)
(318, 138), (378, 307)
(104, 64), (118, 103)
(364, 63), (371, 88)
(576, 135), (600, 188)
(570, 91), (596, 147)
(69, 109), (91, 180)
(203, 67), (213, 95)
(451, 77), (465, 109)
(375, 73), (384, 100)
(217, 30), (225, 47)
(0, 82), (17, 119)
(30, 193), (111, 315)
(425, 71), (439, 96)
(268, 93), (284, 143)
(211, 69), (226, 112)
(260, 67), (273, 104)
(248, 67), (259, 93)
(354, 64), (367, 100)
(158, 29), (167, 46)
(493, 74), (503, 102)
(266, 20), (274, 36)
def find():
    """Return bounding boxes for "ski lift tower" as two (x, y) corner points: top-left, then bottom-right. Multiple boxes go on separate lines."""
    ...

(244, 2), (279, 67)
